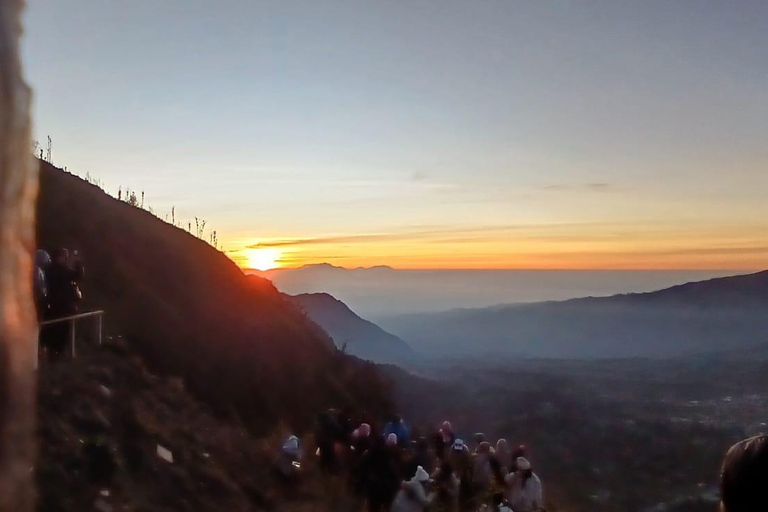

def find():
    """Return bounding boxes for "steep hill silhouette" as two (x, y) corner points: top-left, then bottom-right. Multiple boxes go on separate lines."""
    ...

(36, 162), (392, 433)
(290, 293), (417, 365)
(380, 270), (768, 359)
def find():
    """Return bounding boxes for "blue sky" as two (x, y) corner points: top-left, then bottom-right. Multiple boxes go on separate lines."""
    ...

(23, 1), (768, 269)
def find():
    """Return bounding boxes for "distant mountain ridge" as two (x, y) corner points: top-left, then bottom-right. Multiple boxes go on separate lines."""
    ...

(255, 265), (742, 318)
(379, 270), (768, 359)
(290, 293), (417, 365)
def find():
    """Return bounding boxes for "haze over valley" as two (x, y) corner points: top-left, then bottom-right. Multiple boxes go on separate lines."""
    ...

(256, 265), (742, 318)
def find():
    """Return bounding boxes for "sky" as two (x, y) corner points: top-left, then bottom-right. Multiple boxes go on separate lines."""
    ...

(23, 1), (768, 270)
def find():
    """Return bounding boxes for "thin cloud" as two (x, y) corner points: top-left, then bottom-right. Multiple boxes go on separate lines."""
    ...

(542, 182), (618, 193)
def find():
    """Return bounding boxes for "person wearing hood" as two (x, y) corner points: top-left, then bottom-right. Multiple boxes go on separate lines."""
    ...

(494, 439), (513, 473)
(390, 465), (434, 512)
(434, 421), (456, 460)
(504, 457), (543, 512)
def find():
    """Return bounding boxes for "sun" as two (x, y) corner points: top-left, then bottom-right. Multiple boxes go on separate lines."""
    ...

(246, 248), (282, 271)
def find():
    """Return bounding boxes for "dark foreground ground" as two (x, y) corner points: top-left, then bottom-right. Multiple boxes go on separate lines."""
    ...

(36, 340), (368, 512)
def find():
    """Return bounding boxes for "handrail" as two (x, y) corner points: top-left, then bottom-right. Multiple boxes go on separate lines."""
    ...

(37, 310), (104, 363)
(40, 310), (104, 326)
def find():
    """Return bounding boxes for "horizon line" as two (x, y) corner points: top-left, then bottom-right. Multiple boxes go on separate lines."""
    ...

(246, 264), (762, 273)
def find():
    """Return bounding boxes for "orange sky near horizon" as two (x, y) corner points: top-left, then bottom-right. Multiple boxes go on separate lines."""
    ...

(227, 220), (768, 271)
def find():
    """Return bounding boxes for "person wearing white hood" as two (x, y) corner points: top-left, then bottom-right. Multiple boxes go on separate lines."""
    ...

(390, 465), (434, 512)
(504, 457), (543, 512)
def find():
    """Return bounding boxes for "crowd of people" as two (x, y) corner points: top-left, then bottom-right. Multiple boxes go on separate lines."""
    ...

(278, 410), (544, 512)
(34, 248), (85, 358)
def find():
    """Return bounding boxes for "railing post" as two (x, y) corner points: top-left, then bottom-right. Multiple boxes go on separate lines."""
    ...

(69, 319), (76, 359)
(97, 313), (103, 345)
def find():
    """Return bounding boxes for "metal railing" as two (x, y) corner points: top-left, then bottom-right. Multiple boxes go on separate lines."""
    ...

(38, 310), (104, 362)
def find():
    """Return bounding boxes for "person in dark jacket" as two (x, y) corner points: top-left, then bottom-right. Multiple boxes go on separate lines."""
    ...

(46, 248), (84, 318)
(404, 436), (434, 480)
(720, 434), (768, 512)
(358, 436), (402, 512)
(42, 248), (84, 359)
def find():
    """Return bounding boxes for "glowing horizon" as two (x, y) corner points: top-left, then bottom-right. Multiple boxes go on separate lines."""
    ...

(228, 219), (768, 272)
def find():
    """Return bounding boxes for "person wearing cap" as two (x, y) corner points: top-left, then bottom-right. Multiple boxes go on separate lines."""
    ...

(448, 439), (474, 512)
(504, 457), (543, 512)
(390, 465), (434, 512)
(720, 434), (768, 512)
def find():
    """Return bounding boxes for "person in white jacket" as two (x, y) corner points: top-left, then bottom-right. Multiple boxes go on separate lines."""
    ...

(390, 465), (434, 512)
(504, 457), (543, 512)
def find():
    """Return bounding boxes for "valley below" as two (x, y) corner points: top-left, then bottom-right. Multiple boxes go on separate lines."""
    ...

(391, 355), (767, 512)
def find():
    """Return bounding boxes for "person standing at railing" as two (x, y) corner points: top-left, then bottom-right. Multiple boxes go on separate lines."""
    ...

(43, 248), (85, 358)
(46, 248), (84, 317)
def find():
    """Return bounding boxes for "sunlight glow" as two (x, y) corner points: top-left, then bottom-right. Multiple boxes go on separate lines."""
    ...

(246, 248), (282, 271)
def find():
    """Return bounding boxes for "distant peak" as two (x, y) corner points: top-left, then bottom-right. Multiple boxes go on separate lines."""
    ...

(297, 263), (344, 270)
(292, 263), (394, 271)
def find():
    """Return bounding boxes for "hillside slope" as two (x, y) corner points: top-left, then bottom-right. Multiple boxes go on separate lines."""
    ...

(37, 162), (392, 433)
(290, 293), (416, 365)
(380, 270), (768, 359)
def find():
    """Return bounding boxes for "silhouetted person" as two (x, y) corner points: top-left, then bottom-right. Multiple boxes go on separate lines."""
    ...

(43, 248), (84, 358)
(720, 435), (768, 512)
(358, 436), (401, 512)
(404, 437), (434, 480)
(315, 409), (345, 473)
(432, 461), (460, 512)
(46, 248), (83, 318)
(434, 421), (456, 461)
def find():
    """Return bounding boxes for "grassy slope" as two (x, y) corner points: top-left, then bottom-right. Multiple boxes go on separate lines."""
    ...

(36, 162), (393, 433)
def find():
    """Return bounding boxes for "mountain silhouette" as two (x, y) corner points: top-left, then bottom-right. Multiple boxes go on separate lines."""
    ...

(380, 270), (768, 359)
(290, 293), (417, 365)
(36, 162), (392, 433)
